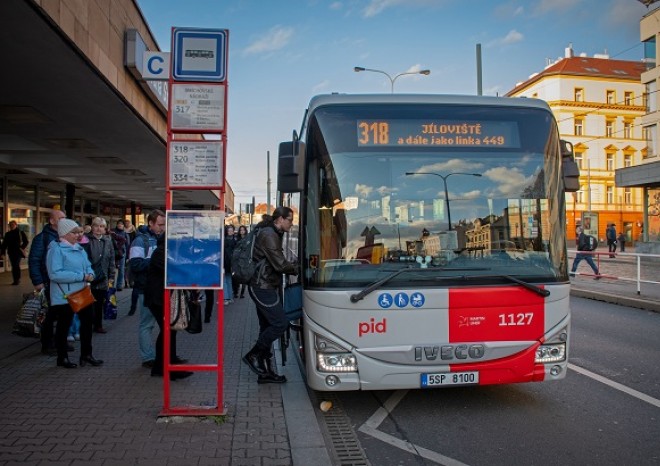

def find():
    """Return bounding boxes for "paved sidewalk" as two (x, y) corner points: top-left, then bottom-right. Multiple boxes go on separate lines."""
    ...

(0, 254), (658, 465)
(0, 269), (331, 466)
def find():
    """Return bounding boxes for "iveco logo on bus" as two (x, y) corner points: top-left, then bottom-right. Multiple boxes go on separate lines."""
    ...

(414, 344), (485, 362)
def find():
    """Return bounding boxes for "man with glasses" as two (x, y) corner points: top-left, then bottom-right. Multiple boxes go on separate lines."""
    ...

(242, 206), (299, 384)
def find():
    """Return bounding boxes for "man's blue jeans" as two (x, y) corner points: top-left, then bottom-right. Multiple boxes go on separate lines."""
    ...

(571, 253), (599, 275)
(138, 293), (156, 362)
(224, 273), (233, 301)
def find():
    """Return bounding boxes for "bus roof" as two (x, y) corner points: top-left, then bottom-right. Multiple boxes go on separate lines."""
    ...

(306, 93), (552, 114)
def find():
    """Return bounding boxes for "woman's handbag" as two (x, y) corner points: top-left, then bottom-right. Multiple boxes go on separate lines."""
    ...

(170, 290), (189, 331)
(63, 285), (96, 313)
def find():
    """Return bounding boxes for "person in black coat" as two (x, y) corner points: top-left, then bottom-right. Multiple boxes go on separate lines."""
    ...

(223, 225), (238, 305)
(144, 234), (192, 380)
(2, 221), (29, 285)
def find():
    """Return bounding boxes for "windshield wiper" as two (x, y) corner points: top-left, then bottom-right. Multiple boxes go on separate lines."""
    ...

(350, 267), (422, 303)
(350, 268), (550, 303)
(500, 274), (550, 297)
(473, 274), (550, 297)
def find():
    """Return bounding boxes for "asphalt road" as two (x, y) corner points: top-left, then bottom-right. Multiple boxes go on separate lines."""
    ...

(318, 296), (660, 465)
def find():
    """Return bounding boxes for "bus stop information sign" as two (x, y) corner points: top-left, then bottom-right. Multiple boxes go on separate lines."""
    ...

(171, 28), (227, 82)
(165, 210), (223, 289)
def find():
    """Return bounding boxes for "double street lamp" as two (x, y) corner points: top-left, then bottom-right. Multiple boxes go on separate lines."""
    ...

(354, 67), (430, 93)
(405, 171), (482, 230)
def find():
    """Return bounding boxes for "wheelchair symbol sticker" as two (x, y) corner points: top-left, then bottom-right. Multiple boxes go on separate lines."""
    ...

(378, 293), (393, 308)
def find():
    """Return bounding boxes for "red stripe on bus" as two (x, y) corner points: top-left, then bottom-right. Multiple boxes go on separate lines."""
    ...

(451, 343), (546, 385)
(448, 286), (545, 342)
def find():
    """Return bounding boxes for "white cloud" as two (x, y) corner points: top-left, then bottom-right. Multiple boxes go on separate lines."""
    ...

(604, 0), (647, 32)
(355, 183), (373, 197)
(329, 1), (343, 10)
(483, 166), (534, 197)
(501, 29), (523, 45)
(363, 0), (403, 17)
(487, 29), (524, 48)
(243, 25), (294, 55)
(312, 80), (330, 92)
(362, 0), (445, 18)
(533, 0), (580, 15)
(493, 2), (524, 18)
(414, 159), (484, 174)
(377, 185), (398, 196)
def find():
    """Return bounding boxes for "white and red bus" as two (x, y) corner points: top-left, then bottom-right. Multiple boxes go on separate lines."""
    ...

(278, 94), (579, 391)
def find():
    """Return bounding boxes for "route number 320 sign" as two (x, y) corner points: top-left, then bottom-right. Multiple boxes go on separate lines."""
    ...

(169, 141), (223, 189)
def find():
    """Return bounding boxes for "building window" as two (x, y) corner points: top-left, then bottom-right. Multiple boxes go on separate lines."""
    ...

(576, 185), (585, 204)
(647, 124), (657, 158)
(574, 88), (584, 102)
(606, 186), (613, 204)
(606, 90), (615, 104)
(623, 121), (632, 139)
(647, 81), (657, 113)
(644, 36), (656, 68)
(606, 153), (614, 170)
(624, 92), (633, 106)
(605, 120), (614, 137)
(624, 188), (632, 205)
(574, 118), (584, 136)
(624, 154), (632, 167)
(574, 152), (583, 169)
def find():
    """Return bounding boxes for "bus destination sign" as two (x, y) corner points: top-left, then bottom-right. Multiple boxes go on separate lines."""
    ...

(357, 120), (520, 148)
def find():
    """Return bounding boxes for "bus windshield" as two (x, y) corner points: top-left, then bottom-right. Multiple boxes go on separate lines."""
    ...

(304, 102), (568, 288)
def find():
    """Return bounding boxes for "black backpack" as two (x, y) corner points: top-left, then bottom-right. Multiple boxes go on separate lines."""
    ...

(231, 228), (262, 284)
(579, 234), (598, 251)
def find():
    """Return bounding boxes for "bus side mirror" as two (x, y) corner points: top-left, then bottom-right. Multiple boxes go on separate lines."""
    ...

(278, 140), (305, 193)
(560, 140), (580, 192)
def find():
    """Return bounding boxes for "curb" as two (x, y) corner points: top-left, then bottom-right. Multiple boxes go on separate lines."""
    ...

(570, 288), (660, 313)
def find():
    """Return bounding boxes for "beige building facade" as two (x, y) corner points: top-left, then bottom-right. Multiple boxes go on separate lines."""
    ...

(507, 46), (646, 246)
(615, 6), (660, 251)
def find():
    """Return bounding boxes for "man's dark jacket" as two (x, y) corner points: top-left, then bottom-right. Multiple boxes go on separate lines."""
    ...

(28, 225), (59, 287)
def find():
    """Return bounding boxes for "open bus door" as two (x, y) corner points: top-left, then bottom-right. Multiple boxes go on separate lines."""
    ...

(278, 137), (306, 366)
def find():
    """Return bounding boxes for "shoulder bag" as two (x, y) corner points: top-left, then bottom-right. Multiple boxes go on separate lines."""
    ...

(170, 290), (189, 331)
(58, 282), (95, 313)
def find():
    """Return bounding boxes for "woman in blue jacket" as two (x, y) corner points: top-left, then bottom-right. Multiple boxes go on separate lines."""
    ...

(47, 219), (102, 369)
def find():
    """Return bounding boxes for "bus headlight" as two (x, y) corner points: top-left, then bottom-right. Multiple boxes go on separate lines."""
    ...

(535, 343), (566, 363)
(317, 353), (358, 372)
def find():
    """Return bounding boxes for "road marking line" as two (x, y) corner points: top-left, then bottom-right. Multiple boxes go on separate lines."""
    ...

(359, 425), (470, 466)
(569, 363), (660, 408)
(359, 390), (469, 466)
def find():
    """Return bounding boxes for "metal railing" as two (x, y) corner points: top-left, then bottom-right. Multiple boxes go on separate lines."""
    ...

(567, 249), (660, 295)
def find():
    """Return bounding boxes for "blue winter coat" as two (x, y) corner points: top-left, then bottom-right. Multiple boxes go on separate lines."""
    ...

(28, 225), (59, 287)
(46, 241), (94, 306)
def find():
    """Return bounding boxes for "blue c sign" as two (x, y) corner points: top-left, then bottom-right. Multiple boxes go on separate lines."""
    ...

(147, 55), (165, 76)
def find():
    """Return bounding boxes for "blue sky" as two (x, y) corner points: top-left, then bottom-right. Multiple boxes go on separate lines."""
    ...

(136, 0), (649, 209)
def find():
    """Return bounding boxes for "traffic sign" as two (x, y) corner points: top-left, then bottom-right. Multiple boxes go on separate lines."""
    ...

(172, 28), (228, 82)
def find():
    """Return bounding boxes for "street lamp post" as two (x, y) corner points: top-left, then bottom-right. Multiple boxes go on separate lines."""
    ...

(354, 67), (430, 93)
(405, 172), (482, 230)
